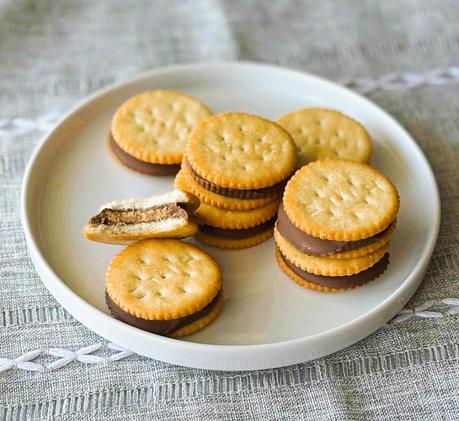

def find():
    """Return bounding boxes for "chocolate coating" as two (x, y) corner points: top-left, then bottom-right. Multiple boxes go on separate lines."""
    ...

(106, 291), (221, 336)
(281, 252), (389, 288)
(277, 204), (394, 256)
(200, 217), (275, 239)
(110, 134), (180, 175)
(185, 159), (285, 199)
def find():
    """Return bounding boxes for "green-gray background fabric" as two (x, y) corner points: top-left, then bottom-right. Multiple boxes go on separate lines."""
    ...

(1, 0), (459, 419)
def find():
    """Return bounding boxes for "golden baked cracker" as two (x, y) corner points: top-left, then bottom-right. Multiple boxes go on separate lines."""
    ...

(196, 225), (274, 249)
(195, 200), (279, 229)
(276, 249), (350, 292)
(174, 165), (275, 211)
(105, 239), (221, 320)
(283, 160), (399, 241)
(85, 223), (198, 245)
(171, 293), (223, 338)
(277, 108), (372, 167)
(186, 112), (296, 189)
(274, 228), (388, 276)
(112, 90), (211, 164)
(329, 220), (395, 260)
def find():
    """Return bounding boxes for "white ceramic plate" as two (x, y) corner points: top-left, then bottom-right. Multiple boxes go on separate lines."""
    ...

(21, 62), (440, 371)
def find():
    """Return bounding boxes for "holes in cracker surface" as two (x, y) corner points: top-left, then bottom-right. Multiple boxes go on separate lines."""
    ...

(314, 190), (326, 198)
(180, 253), (193, 264)
(330, 208), (339, 217)
(375, 180), (387, 190)
(352, 212), (364, 220)
(132, 290), (146, 299)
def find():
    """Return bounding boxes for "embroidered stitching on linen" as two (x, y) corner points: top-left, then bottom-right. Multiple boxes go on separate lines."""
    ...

(1, 67), (459, 140)
(0, 343), (133, 373)
(1, 299), (457, 372)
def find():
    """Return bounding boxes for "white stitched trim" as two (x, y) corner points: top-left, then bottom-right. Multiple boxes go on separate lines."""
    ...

(0, 298), (457, 373)
(0, 343), (133, 373)
(0, 111), (60, 139)
(1, 67), (459, 139)
(391, 298), (459, 324)
(339, 67), (459, 94)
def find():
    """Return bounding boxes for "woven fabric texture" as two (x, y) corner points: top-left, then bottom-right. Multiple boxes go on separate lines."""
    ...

(1, 0), (459, 419)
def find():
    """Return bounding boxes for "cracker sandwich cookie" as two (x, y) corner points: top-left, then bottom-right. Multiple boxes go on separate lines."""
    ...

(181, 112), (296, 249)
(194, 200), (279, 249)
(105, 239), (222, 337)
(277, 108), (372, 167)
(111, 90), (211, 175)
(83, 189), (200, 245)
(275, 160), (399, 292)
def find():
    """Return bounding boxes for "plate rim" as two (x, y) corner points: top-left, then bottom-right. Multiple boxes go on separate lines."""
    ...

(20, 61), (441, 370)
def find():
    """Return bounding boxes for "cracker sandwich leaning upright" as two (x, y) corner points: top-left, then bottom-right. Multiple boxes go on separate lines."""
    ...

(275, 159), (399, 292)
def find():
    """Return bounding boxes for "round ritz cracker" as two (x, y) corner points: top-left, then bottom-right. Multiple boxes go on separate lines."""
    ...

(193, 200), (278, 249)
(194, 200), (280, 230)
(274, 227), (389, 276)
(277, 108), (372, 167)
(283, 160), (399, 241)
(186, 112), (297, 190)
(196, 228), (274, 250)
(175, 165), (275, 211)
(275, 249), (389, 293)
(105, 239), (222, 337)
(111, 90), (211, 174)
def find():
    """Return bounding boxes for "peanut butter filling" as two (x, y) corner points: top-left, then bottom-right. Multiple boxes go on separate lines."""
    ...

(89, 203), (188, 226)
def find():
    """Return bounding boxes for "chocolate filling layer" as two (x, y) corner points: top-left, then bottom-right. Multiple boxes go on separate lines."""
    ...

(281, 252), (389, 288)
(110, 134), (180, 175)
(90, 203), (188, 226)
(106, 291), (221, 336)
(200, 217), (275, 240)
(185, 159), (286, 199)
(277, 205), (394, 256)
